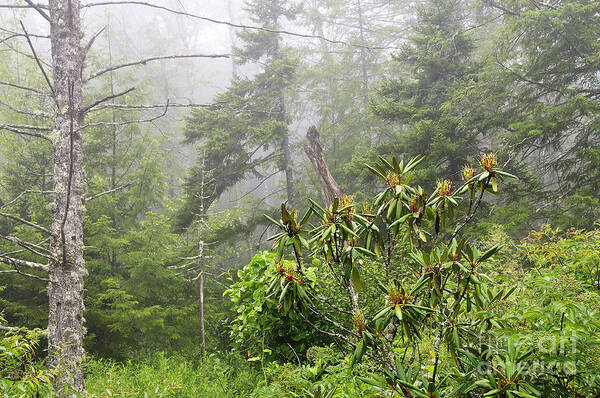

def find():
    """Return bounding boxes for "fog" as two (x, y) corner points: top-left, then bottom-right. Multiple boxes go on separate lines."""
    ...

(1, 1), (599, 396)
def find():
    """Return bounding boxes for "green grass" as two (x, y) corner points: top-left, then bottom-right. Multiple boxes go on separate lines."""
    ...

(85, 353), (260, 398)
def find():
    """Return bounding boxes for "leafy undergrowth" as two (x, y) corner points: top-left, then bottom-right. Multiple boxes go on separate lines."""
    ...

(86, 353), (260, 398)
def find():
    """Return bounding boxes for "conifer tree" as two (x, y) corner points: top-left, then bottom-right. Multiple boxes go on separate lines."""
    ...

(371, 0), (480, 186)
(180, 0), (300, 228)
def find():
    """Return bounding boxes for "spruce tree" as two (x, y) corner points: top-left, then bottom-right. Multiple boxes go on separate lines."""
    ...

(180, 0), (300, 228)
(371, 0), (480, 187)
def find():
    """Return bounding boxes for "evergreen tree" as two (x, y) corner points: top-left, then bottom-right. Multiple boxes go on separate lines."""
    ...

(371, 0), (481, 187)
(462, 0), (600, 230)
(179, 0), (300, 228)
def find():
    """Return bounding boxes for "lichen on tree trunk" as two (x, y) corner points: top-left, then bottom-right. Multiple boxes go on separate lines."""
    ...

(47, 0), (87, 395)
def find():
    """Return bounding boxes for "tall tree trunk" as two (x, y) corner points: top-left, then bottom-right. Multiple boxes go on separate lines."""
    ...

(274, 36), (294, 207)
(48, 0), (87, 395)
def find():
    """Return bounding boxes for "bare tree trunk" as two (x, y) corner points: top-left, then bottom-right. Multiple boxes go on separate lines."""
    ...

(199, 260), (205, 356)
(304, 126), (343, 206)
(47, 0), (87, 395)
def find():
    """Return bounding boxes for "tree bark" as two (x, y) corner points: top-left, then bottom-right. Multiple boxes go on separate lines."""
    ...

(304, 126), (343, 206)
(199, 263), (205, 356)
(47, 0), (87, 395)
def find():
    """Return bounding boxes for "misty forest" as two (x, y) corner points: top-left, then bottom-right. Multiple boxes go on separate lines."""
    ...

(0, 0), (599, 397)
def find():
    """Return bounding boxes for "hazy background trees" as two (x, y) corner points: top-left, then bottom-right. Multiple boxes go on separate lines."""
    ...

(1, 0), (599, 396)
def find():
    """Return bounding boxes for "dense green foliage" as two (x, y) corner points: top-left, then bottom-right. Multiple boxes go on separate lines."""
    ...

(1, 0), (600, 396)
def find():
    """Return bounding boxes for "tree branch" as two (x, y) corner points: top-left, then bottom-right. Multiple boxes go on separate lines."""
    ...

(0, 124), (52, 141)
(82, 1), (390, 50)
(85, 183), (131, 201)
(85, 54), (230, 82)
(19, 21), (55, 102)
(0, 27), (49, 40)
(0, 255), (48, 272)
(0, 269), (49, 282)
(0, 3), (48, 9)
(81, 100), (170, 129)
(0, 211), (52, 236)
(298, 312), (355, 347)
(81, 86), (135, 113)
(449, 176), (492, 242)
(1, 123), (51, 131)
(0, 100), (51, 118)
(0, 234), (53, 259)
(23, 0), (50, 21)
(88, 102), (215, 112)
(0, 80), (47, 95)
(83, 26), (105, 56)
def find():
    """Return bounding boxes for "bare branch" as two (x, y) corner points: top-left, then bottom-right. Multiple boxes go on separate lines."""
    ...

(0, 211), (52, 236)
(0, 234), (53, 259)
(24, 0), (51, 21)
(0, 100), (51, 118)
(88, 102), (215, 112)
(81, 87), (135, 113)
(1, 190), (55, 210)
(82, 100), (170, 129)
(83, 26), (106, 58)
(0, 3), (48, 9)
(0, 269), (49, 282)
(0, 80), (47, 95)
(19, 21), (55, 101)
(0, 27), (49, 39)
(85, 54), (230, 82)
(1, 123), (51, 131)
(0, 39), (53, 69)
(0, 255), (48, 272)
(82, 1), (390, 50)
(85, 183), (131, 201)
(0, 123), (52, 142)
